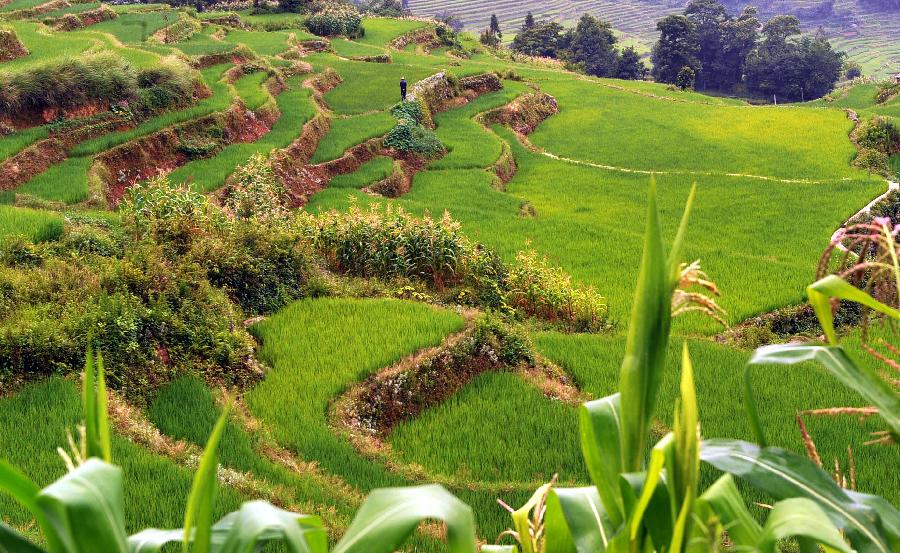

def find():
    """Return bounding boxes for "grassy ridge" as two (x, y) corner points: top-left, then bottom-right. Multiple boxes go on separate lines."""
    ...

(329, 155), (394, 188)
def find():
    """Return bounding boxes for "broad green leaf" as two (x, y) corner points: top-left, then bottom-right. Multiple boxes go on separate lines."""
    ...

(806, 275), (900, 345)
(36, 459), (128, 553)
(667, 184), (697, 284)
(546, 487), (612, 553)
(0, 461), (67, 553)
(670, 343), (700, 552)
(749, 344), (900, 441)
(701, 439), (895, 553)
(0, 521), (46, 553)
(758, 498), (850, 553)
(578, 394), (624, 525)
(95, 352), (112, 463)
(331, 484), (475, 553)
(216, 501), (327, 553)
(629, 433), (673, 541)
(183, 400), (232, 553)
(618, 179), (672, 473)
(696, 475), (762, 548)
(481, 547), (518, 553)
(128, 529), (184, 553)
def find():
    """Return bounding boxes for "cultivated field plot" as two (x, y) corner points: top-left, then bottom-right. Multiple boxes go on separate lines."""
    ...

(0, 6), (897, 551)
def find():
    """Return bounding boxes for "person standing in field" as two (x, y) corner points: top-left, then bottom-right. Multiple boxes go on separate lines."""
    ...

(400, 77), (407, 101)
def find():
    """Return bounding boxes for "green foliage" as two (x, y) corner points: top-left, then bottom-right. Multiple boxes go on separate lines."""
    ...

(223, 152), (290, 223)
(383, 120), (445, 158)
(0, 206), (63, 242)
(311, 111), (396, 163)
(306, 5), (364, 39)
(675, 65), (696, 90)
(391, 99), (425, 125)
(858, 115), (900, 154)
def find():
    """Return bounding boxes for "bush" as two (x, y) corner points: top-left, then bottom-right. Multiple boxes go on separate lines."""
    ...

(390, 100), (424, 125)
(305, 5), (364, 38)
(853, 147), (891, 174)
(223, 153), (291, 223)
(383, 120), (445, 158)
(857, 116), (900, 154)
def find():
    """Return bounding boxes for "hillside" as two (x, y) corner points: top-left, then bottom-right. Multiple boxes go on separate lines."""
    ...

(0, 3), (898, 551)
(408, 0), (900, 77)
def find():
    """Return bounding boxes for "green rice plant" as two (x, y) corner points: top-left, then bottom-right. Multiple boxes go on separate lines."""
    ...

(0, 125), (48, 163)
(330, 37), (385, 58)
(311, 111), (395, 163)
(0, 205), (63, 241)
(319, 56), (435, 114)
(329, 155), (394, 188)
(225, 29), (292, 57)
(247, 298), (465, 490)
(14, 157), (93, 204)
(232, 70), (271, 111)
(171, 82), (315, 193)
(88, 11), (175, 43)
(356, 17), (425, 47)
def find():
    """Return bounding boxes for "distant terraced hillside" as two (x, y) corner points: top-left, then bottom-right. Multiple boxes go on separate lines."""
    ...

(407, 0), (900, 77)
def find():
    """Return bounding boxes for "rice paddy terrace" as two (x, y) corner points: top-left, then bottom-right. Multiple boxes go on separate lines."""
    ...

(407, 0), (900, 77)
(0, 3), (899, 549)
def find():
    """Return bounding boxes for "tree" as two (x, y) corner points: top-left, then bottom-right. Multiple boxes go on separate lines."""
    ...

(719, 6), (760, 89)
(523, 11), (535, 30)
(676, 65), (696, 89)
(844, 60), (863, 79)
(569, 14), (619, 77)
(616, 46), (648, 79)
(511, 21), (565, 57)
(651, 15), (700, 84)
(489, 13), (502, 41)
(480, 28), (500, 48)
(684, 0), (728, 89)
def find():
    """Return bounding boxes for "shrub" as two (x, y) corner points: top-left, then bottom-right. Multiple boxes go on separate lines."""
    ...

(853, 147), (891, 174)
(224, 152), (291, 223)
(390, 100), (424, 125)
(857, 115), (900, 154)
(383, 120), (445, 158)
(305, 5), (364, 38)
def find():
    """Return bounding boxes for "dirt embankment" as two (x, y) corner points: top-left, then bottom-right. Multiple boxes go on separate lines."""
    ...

(388, 27), (441, 52)
(99, 102), (272, 205)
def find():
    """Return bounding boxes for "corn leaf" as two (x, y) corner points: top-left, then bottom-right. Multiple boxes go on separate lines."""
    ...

(670, 343), (700, 552)
(95, 352), (112, 463)
(36, 458), (128, 553)
(128, 529), (185, 553)
(82, 347), (98, 460)
(806, 275), (900, 345)
(0, 521), (45, 553)
(481, 547), (518, 553)
(215, 500), (327, 553)
(701, 439), (897, 553)
(545, 487), (611, 553)
(618, 179), (671, 473)
(749, 344), (900, 441)
(629, 433), (673, 541)
(511, 484), (551, 553)
(757, 498), (850, 553)
(695, 475), (762, 548)
(579, 394), (624, 525)
(331, 484), (475, 553)
(0, 460), (67, 553)
(183, 401), (232, 553)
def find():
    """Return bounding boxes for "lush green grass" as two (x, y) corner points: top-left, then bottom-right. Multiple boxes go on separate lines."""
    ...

(358, 17), (426, 47)
(171, 28), (237, 56)
(225, 29), (292, 56)
(430, 81), (527, 170)
(148, 376), (359, 529)
(311, 111), (396, 163)
(89, 11), (175, 43)
(15, 157), (94, 204)
(310, 124), (881, 329)
(0, 125), (48, 162)
(0, 205), (63, 241)
(526, 72), (868, 180)
(233, 70), (272, 110)
(247, 298), (464, 490)
(329, 156), (394, 188)
(0, 0), (47, 12)
(390, 371), (584, 484)
(0, 22), (95, 70)
(0, 378), (246, 534)
(330, 38), (386, 59)
(171, 81), (316, 193)
(312, 54), (436, 115)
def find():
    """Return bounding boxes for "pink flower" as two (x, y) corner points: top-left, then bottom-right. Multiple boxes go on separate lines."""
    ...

(874, 216), (892, 227)
(893, 224), (900, 236)
(831, 228), (845, 245)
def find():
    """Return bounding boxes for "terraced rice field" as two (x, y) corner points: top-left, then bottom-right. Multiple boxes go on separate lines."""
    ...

(0, 9), (897, 550)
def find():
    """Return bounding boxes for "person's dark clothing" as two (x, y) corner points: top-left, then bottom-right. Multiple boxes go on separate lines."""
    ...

(400, 79), (407, 101)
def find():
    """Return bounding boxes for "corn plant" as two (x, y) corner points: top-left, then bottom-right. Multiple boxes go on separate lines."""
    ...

(491, 182), (899, 553)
